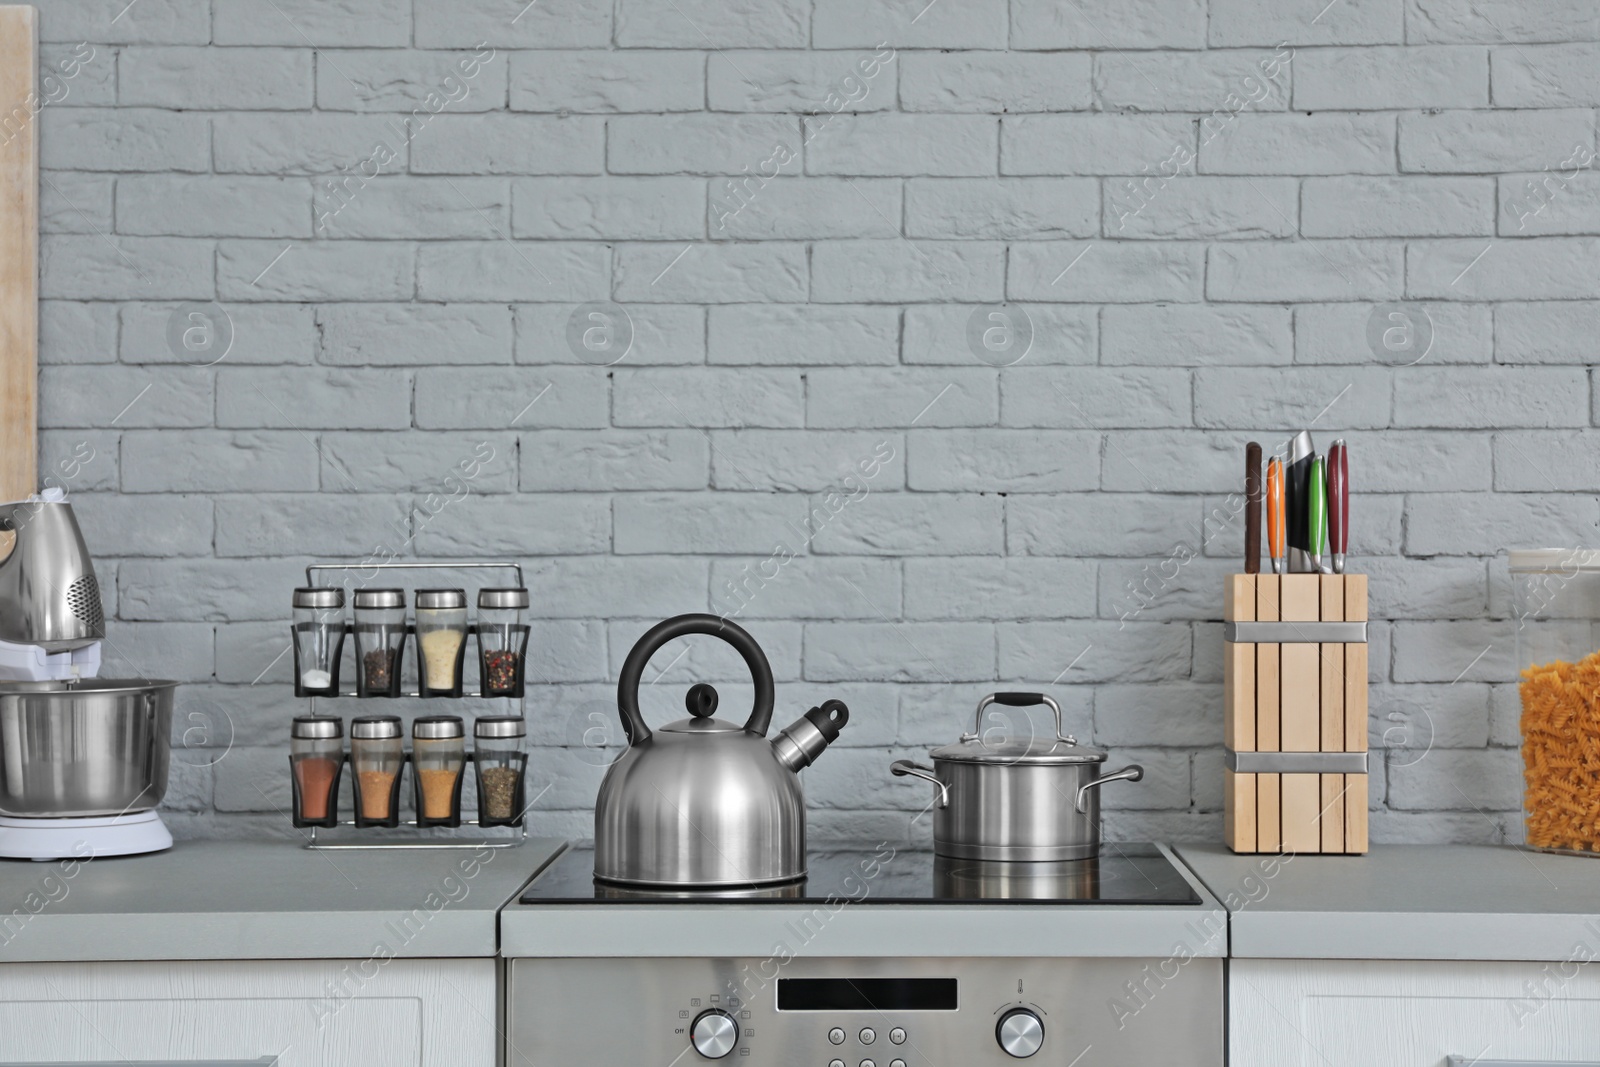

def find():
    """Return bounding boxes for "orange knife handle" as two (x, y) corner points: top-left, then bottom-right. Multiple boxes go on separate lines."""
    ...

(1265, 458), (1285, 567)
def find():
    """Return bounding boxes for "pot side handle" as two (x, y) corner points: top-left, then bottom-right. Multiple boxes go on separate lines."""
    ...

(1075, 764), (1143, 815)
(890, 759), (949, 809)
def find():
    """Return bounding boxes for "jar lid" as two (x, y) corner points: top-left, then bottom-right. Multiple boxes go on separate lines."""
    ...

(416, 588), (467, 610)
(291, 715), (344, 739)
(413, 715), (465, 739)
(1508, 548), (1600, 573)
(478, 587), (530, 610)
(353, 588), (405, 610)
(350, 714), (403, 739)
(293, 587), (344, 609)
(474, 715), (526, 739)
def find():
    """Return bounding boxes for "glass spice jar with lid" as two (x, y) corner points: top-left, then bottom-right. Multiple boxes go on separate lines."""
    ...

(412, 715), (466, 827)
(476, 587), (531, 698)
(350, 714), (404, 828)
(353, 589), (407, 698)
(473, 716), (527, 827)
(416, 588), (469, 697)
(292, 587), (346, 697)
(290, 716), (344, 828)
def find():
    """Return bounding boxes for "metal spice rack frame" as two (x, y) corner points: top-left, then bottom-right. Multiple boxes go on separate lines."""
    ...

(294, 560), (531, 852)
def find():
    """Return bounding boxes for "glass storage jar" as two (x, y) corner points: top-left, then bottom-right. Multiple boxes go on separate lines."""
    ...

(473, 715), (527, 827)
(353, 588), (406, 698)
(412, 715), (466, 827)
(291, 587), (346, 697)
(290, 715), (344, 828)
(350, 714), (404, 828)
(476, 587), (530, 698)
(416, 588), (468, 697)
(1509, 548), (1600, 856)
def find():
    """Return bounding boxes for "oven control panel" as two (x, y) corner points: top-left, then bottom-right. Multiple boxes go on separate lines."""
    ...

(507, 956), (1221, 1066)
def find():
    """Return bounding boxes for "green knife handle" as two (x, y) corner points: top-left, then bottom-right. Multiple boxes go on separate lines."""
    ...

(1308, 456), (1328, 558)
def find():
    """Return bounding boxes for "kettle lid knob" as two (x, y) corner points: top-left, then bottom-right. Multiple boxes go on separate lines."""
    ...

(686, 683), (718, 719)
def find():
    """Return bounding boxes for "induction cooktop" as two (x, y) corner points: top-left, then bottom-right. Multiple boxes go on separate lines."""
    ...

(519, 843), (1202, 905)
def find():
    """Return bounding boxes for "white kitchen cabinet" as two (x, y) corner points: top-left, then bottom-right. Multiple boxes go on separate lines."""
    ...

(0, 958), (496, 1065)
(1231, 958), (1600, 1067)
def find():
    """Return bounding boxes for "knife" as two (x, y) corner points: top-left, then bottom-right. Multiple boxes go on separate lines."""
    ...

(1265, 456), (1284, 575)
(1328, 439), (1349, 574)
(1285, 430), (1314, 573)
(1308, 454), (1328, 574)
(1245, 442), (1262, 574)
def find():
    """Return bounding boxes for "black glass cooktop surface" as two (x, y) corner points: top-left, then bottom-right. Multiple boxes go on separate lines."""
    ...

(519, 844), (1201, 905)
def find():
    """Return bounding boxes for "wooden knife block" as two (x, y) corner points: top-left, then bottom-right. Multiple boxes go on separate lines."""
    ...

(1223, 574), (1369, 855)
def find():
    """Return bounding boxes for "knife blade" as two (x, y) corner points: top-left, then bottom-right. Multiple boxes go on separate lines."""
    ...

(1285, 430), (1314, 573)
(1328, 439), (1349, 574)
(1245, 442), (1263, 574)
(1308, 454), (1328, 575)
(1266, 456), (1284, 575)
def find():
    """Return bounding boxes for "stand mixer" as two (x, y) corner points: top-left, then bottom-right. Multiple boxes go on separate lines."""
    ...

(0, 489), (175, 859)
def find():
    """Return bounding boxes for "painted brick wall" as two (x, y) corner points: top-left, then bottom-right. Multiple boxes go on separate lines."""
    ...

(24, 0), (1600, 846)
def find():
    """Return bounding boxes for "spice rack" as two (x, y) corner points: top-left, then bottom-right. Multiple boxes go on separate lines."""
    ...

(291, 560), (532, 852)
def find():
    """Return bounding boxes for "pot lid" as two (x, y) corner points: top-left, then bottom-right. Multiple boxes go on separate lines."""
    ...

(930, 734), (1107, 765)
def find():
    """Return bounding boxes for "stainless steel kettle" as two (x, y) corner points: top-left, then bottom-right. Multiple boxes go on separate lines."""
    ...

(593, 614), (850, 888)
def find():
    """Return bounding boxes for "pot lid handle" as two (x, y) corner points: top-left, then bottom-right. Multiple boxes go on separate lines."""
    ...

(964, 692), (1076, 747)
(616, 614), (776, 745)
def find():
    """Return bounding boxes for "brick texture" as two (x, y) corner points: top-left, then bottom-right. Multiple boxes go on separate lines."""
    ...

(34, 0), (1585, 847)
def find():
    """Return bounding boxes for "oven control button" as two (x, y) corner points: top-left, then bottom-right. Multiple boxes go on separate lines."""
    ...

(890, 1061), (906, 1067)
(996, 1008), (1044, 1058)
(889, 1028), (906, 1044)
(690, 1010), (738, 1059)
(860, 1027), (876, 1044)
(829, 1061), (845, 1067)
(828, 1028), (846, 1045)
(860, 1060), (876, 1067)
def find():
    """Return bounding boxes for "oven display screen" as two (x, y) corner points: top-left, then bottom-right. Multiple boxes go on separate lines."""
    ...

(777, 978), (958, 1012)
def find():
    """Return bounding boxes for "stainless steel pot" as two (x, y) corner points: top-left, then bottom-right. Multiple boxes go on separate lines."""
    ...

(891, 692), (1142, 862)
(0, 679), (176, 817)
(593, 614), (850, 888)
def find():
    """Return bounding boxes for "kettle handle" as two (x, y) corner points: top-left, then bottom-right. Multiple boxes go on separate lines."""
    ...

(616, 614), (776, 745)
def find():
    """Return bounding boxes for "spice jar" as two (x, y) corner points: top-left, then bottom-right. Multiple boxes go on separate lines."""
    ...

(292, 587), (346, 697)
(353, 588), (406, 698)
(476, 587), (531, 698)
(290, 716), (344, 828)
(350, 714), (404, 828)
(412, 715), (466, 827)
(473, 716), (527, 827)
(416, 588), (469, 697)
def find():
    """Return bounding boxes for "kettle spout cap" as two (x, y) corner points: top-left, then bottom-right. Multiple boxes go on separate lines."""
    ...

(772, 699), (850, 772)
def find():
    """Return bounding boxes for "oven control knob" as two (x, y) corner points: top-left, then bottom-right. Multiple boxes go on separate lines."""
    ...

(996, 1008), (1044, 1058)
(691, 1009), (738, 1059)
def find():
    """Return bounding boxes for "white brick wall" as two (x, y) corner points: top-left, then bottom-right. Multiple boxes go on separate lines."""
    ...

(29, 0), (1600, 848)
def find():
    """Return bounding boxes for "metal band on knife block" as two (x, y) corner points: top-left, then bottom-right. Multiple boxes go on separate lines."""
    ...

(1225, 749), (1369, 774)
(1224, 621), (1368, 644)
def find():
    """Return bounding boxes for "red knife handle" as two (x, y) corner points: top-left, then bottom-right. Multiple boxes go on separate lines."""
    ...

(1328, 443), (1349, 556)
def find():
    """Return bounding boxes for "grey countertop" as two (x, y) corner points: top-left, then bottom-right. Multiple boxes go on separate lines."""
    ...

(0, 837), (566, 963)
(1175, 843), (1600, 962)
(501, 844), (1229, 959)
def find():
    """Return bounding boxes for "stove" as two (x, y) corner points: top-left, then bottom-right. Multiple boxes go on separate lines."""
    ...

(504, 843), (1224, 1066)
(520, 844), (1202, 905)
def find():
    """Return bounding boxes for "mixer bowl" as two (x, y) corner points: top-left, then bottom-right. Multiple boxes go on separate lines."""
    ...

(0, 679), (175, 817)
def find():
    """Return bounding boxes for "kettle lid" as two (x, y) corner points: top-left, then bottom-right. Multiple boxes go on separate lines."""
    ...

(656, 682), (743, 733)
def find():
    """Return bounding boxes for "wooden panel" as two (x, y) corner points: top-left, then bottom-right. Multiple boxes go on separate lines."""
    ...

(1279, 575), (1321, 853)
(0, 5), (38, 505)
(1230, 958), (1600, 1067)
(1255, 575), (1280, 853)
(1345, 574), (1369, 853)
(1319, 574), (1345, 854)
(1224, 574), (1257, 852)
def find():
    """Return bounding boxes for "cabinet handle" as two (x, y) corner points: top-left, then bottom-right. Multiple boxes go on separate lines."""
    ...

(1447, 1059), (1600, 1067)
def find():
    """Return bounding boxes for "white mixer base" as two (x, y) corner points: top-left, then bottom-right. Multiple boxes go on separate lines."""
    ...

(0, 810), (173, 861)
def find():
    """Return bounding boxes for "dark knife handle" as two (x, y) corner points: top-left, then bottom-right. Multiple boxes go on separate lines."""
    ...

(1328, 440), (1349, 557)
(1244, 442), (1262, 574)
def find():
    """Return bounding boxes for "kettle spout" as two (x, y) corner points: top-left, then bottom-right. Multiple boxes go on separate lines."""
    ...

(772, 699), (850, 772)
